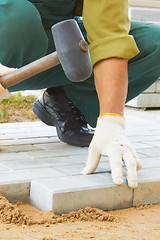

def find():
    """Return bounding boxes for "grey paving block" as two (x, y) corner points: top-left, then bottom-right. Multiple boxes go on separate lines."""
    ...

(0, 168), (64, 184)
(137, 147), (160, 157)
(0, 137), (59, 146)
(132, 142), (154, 149)
(137, 152), (151, 159)
(146, 141), (160, 147)
(129, 135), (160, 143)
(133, 182), (160, 206)
(53, 161), (110, 176)
(141, 157), (160, 169)
(130, 7), (160, 22)
(30, 174), (133, 214)
(137, 167), (160, 182)
(0, 182), (30, 203)
(24, 148), (88, 159)
(2, 144), (42, 153)
(0, 155), (87, 170)
(35, 142), (88, 151)
(0, 152), (32, 161)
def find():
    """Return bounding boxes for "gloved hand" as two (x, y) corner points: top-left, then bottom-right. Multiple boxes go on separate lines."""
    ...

(81, 114), (142, 188)
(0, 63), (17, 102)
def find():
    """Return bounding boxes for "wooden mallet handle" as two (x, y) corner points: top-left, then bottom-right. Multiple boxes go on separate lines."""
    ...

(0, 51), (60, 89)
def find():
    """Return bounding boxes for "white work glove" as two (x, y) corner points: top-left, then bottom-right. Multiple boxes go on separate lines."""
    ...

(0, 63), (17, 102)
(82, 114), (142, 188)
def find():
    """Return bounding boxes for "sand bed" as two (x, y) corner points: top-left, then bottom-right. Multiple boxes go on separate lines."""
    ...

(0, 193), (160, 240)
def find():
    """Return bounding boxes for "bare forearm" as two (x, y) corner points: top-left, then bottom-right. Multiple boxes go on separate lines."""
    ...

(94, 58), (128, 116)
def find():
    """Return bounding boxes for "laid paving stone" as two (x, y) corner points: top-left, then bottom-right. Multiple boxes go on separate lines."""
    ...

(0, 152), (32, 161)
(0, 182), (30, 203)
(52, 161), (110, 176)
(36, 142), (87, 151)
(0, 131), (56, 140)
(137, 167), (160, 182)
(0, 156), (87, 170)
(0, 168), (64, 184)
(2, 144), (42, 153)
(0, 137), (59, 146)
(141, 157), (160, 169)
(24, 148), (88, 159)
(137, 152), (151, 159)
(30, 173), (133, 214)
(146, 141), (160, 147)
(137, 147), (160, 157)
(132, 142), (154, 149)
(129, 135), (160, 143)
(133, 182), (160, 206)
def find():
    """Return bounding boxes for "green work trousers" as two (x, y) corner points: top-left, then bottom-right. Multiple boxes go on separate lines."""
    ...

(1, 0), (160, 127)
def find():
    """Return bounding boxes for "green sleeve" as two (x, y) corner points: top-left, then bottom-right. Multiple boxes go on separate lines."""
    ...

(83, 0), (139, 66)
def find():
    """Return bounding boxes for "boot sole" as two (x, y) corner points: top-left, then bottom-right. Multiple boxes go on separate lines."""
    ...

(32, 100), (56, 126)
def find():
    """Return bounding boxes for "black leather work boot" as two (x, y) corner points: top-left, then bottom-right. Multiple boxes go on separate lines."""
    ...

(32, 87), (94, 147)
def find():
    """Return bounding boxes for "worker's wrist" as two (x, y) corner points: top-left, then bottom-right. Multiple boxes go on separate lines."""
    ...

(98, 113), (125, 120)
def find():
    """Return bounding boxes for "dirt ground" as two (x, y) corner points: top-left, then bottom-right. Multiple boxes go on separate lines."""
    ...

(0, 194), (160, 240)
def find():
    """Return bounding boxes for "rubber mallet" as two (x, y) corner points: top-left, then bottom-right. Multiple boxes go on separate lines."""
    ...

(0, 19), (92, 90)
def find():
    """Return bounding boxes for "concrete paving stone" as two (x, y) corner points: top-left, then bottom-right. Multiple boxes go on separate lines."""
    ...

(129, 135), (160, 143)
(0, 137), (59, 146)
(0, 165), (12, 171)
(137, 147), (160, 157)
(0, 121), (50, 129)
(24, 148), (89, 159)
(0, 152), (32, 161)
(0, 155), (88, 170)
(0, 122), (56, 132)
(36, 142), (88, 151)
(137, 167), (160, 182)
(126, 130), (160, 137)
(146, 141), (160, 147)
(0, 182), (30, 204)
(141, 157), (160, 169)
(0, 131), (56, 140)
(133, 182), (160, 206)
(52, 161), (111, 176)
(126, 93), (160, 108)
(2, 144), (43, 153)
(68, 154), (108, 163)
(126, 124), (159, 132)
(30, 173), (133, 213)
(137, 152), (150, 158)
(130, 7), (160, 22)
(132, 142), (155, 149)
(0, 168), (64, 184)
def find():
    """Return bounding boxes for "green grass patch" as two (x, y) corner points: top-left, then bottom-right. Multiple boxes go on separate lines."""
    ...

(0, 92), (38, 123)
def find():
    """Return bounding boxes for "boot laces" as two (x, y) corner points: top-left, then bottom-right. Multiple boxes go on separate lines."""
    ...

(64, 100), (87, 130)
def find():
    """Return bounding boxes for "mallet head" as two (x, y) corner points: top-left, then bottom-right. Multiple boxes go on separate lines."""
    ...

(52, 19), (92, 82)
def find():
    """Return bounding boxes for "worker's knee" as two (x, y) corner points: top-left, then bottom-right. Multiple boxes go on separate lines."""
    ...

(140, 23), (160, 56)
(0, 0), (46, 42)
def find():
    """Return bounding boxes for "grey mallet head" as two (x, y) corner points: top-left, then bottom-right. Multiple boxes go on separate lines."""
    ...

(52, 19), (92, 82)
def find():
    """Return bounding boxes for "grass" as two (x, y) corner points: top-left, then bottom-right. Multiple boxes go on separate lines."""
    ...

(0, 92), (38, 123)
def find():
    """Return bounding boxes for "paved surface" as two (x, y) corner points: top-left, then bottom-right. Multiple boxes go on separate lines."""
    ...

(0, 107), (160, 214)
